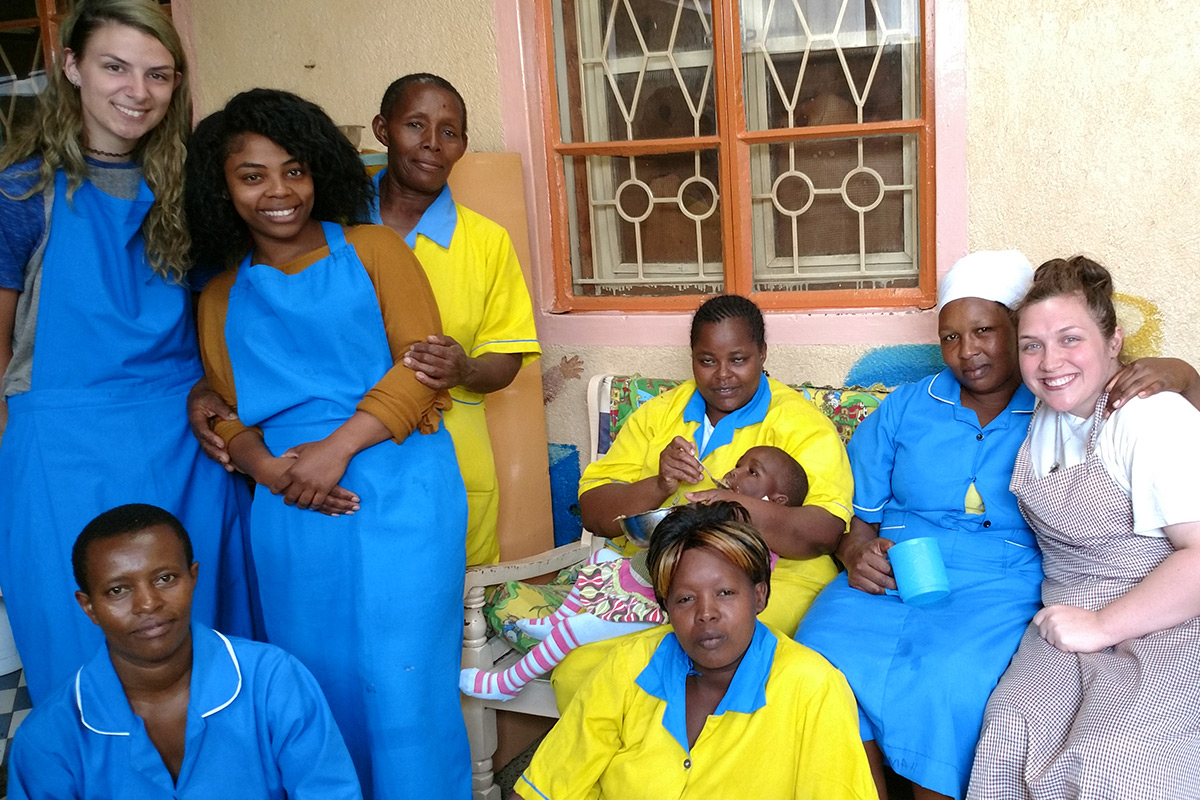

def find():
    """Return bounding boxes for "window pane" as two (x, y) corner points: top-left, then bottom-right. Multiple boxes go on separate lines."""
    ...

(0, 2), (37, 23)
(47, 0), (169, 13)
(554, 0), (716, 143)
(740, 0), (921, 130)
(0, 25), (45, 146)
(749, 134), (918, 291)
(566, 150), (723, 297)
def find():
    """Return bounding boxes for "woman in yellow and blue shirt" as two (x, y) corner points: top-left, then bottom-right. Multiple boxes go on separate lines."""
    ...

(369, 73), (540, 567)
(556, 295), (852, 705)
(515, 502), (876, 800)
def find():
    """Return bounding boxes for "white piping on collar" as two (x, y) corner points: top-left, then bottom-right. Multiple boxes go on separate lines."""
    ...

(927, 373), (954, 406)
(76, 668), (129, 737)
(927, 371), (1035, 414)
(202, 631), (242, 718)
(75, 631), (243, 734)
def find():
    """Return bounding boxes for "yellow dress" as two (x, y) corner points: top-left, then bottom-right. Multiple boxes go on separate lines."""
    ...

(371, 179), (541, 566)
(516, 623), (878, 800)
(553, 376), (852, 706)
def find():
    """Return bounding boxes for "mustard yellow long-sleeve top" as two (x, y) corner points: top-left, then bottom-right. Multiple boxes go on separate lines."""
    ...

(197, 224), (450, 445)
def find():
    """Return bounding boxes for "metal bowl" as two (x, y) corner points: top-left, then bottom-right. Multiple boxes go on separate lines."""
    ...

(616, 506), (674, 548)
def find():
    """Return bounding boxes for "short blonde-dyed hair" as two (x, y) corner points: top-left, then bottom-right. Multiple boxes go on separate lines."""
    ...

(646, 501), (771, 609)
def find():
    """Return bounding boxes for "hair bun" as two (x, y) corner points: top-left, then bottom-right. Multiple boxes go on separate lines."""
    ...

(1021, 255), (1117, 338)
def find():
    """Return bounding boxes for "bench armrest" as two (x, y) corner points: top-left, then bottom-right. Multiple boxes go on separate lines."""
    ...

(463, 532), (604, 651)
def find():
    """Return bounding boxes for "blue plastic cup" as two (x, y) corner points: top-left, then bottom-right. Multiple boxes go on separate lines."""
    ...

(885, 537), (950, 605)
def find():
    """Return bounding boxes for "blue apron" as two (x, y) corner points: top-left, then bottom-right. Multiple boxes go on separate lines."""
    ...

(224, 221), (469, 800)
(0, 171), (254, 704)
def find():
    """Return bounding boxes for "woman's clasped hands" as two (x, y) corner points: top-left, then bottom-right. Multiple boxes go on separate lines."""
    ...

(256, 439), (361, 517)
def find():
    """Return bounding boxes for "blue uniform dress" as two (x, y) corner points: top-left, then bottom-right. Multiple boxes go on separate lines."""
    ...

(0, 170), (254, 703)
(8, 624), (361, 799)
(795, 369), (1044, 799)
(222, 222), (469, 799)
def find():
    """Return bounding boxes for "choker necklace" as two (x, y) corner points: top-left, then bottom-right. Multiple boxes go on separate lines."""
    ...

(84, 145), (135, 159)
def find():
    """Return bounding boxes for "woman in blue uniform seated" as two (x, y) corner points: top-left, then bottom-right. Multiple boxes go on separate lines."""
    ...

(185, 89), (470, 799)
(9, 504), (360, 800)
(795, 251), (1198, 800)
(557, 294), (853, 705)
(514, 501), (877, 800)
(0, 0), (254, 704)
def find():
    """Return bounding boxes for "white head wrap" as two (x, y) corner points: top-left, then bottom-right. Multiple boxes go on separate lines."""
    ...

(937, 250), (1034, 311)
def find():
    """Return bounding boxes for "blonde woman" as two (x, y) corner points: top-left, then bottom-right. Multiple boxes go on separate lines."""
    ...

(0, 0), (253, 703)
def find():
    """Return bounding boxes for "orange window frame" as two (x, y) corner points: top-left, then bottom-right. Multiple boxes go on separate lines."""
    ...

(535, 0), (937, 314)
(0, 0), (171, 71)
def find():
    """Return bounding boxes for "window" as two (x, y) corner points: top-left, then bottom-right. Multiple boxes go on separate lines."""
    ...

(540, 0), (934, 312)
(0, 0), (170, 145)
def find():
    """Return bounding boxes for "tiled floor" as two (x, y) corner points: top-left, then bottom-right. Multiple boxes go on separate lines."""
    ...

(0, 668), (28, 799)
(0, 667), (29, 760)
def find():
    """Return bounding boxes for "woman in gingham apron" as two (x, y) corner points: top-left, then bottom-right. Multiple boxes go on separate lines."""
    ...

(968, 256), (1200, 799)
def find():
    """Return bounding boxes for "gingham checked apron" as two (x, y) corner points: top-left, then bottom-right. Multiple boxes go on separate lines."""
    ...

(968, 394), (1200, 799)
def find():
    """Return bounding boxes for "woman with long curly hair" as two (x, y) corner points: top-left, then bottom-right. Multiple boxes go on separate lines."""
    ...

(0, 0), (254, 704)
(187, 88), (470, 799)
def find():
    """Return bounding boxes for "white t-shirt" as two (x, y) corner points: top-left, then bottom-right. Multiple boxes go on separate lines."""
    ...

(1027, 393), (1200, 537)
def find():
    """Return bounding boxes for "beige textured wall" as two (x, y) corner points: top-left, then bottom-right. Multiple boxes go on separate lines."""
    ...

(183, 0), (505, 151)
(967, 0), (1200, 364)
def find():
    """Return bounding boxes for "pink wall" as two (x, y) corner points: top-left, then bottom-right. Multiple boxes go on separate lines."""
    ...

(493, 0), (967, 348)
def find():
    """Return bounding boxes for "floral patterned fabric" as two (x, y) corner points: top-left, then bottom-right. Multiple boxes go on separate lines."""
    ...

(484, 567), (579, 654)
(603, 376), (889, 452)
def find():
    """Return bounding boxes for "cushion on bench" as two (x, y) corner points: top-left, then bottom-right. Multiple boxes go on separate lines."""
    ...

(601, 375), (891, 455)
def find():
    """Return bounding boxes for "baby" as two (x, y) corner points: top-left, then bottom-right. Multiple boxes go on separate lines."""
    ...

(459, 445), (808, 701)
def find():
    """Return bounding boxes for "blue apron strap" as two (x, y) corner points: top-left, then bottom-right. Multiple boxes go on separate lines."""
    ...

(320, 220), (348, 250)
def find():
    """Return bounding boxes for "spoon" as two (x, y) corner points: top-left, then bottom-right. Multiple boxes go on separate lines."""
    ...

(697, 458), (732, 490)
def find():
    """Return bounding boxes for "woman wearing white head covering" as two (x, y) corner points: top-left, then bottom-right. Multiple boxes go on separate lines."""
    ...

(796, 252), (1197, 800)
